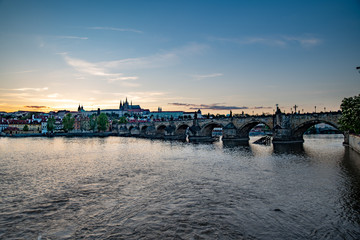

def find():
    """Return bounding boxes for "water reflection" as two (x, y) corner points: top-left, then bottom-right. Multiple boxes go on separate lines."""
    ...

(339, 148), (360, 225)
(222, 140), (249, 148)
(1, 136), (360, 239)
(273, 143), (305, 155)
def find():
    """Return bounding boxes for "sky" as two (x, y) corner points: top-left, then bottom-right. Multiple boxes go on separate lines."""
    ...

(0, 0), (359, 114)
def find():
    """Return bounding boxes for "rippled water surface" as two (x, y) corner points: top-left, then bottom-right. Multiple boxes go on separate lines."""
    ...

(1, 135), (360, 239)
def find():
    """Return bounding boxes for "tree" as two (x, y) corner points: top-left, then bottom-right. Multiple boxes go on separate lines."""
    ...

(23, 125), (29, 131)
(118, 116), (128, 124)
(47, 117), (55, 132)
(339, 94), (360, 134)
(21, 113), (32, 120)
(97, 113), (108, 132)
(63, 113), (75, 132)
(89, 114), (97, 131)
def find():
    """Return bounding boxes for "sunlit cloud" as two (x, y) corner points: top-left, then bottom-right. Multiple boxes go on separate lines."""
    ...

(61, 43), (207, 84)
(0, 87), (48, 92)
(108, 76), (139, 83)
(39, 98), (79, 103)
(88, 26), (143, 34)
(47, 93), (60, 98)
(24, 105), (49, 109)
(61, 53), (138, 83)
(169, 102), (272, 110)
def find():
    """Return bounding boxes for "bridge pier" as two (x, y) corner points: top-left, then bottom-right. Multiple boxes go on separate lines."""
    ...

(272, 129), (304, 143)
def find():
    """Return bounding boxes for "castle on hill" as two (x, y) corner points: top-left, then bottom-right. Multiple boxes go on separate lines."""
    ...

(119, 97), (149, 116)
(76, 98), (149, 117)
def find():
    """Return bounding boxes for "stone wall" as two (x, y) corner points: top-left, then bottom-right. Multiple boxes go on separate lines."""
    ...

(349, 134), (360, 154)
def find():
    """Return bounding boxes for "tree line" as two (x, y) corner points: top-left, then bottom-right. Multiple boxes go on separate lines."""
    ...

(47, 113), (109, 133)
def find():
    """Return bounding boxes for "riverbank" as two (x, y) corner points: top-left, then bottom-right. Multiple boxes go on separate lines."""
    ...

(0, 132), (117, 138)
(348, 134), (360, 154)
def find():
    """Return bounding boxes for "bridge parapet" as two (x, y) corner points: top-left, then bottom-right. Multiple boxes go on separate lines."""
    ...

(115, 111), (343, 143)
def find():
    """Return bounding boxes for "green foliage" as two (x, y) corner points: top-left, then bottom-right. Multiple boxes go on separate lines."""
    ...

(339, 94), (360, 134)
(89, 114), (97, 131)
(97, 113), (108, 132)
(23, 125), (29, 131)
(118, 116), (128, 124)
(21, 113), (32, 120)
(62, 113), (75, 132)
(47, 116), (55, 132)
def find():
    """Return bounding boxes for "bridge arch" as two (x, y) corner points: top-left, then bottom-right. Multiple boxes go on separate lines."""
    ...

(156, 124), (167, 136)
(140, 125), (148, 135)
(129, 126), (140, 135)
(292, 120), (341, 139)
(237, 120), (272, 138)
(200, 122), (224, 137)
(175, 124), (190, 136)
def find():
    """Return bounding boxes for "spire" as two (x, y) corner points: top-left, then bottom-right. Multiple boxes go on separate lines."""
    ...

(119, 100), (122, 109)
(125, 97), (128, 104)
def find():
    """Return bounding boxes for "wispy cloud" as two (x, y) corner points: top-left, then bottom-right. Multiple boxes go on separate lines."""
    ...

(88, 26), (143, 34)
(108, 76), (139, 82)
(169, 103), (272, 110)
(282, 36), (322, 48)
(100, 42), (208, 70)
(0, 70), (37, 75)
(209, 35), (321, 48)
(24, 105), (49, 109)
(0, 87), (48, 92)
(47, 93), (60, 98)
(15, 87), (48, 91)
(56, 35), (88, 40)
(61, 43), (208, 84)
(193, 73), (223, 80)
(60, 53), (139, 84)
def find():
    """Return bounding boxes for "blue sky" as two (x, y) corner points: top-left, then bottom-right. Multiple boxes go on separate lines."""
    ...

(0, 0), (359, 114)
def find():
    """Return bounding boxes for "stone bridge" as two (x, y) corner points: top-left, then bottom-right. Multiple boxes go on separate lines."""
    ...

(115, 111), (342, 143)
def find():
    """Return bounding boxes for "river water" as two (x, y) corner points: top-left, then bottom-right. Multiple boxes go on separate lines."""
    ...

(1, 135), (359, 239)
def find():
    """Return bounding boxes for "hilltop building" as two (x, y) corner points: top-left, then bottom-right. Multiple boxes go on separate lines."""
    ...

(119, 98), (149, 117)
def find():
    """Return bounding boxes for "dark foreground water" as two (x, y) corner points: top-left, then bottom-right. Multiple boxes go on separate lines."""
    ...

(1, 135), (360, 239)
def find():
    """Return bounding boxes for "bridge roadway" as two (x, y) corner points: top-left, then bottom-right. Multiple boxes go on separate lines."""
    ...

(115, 111), (342, 143)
